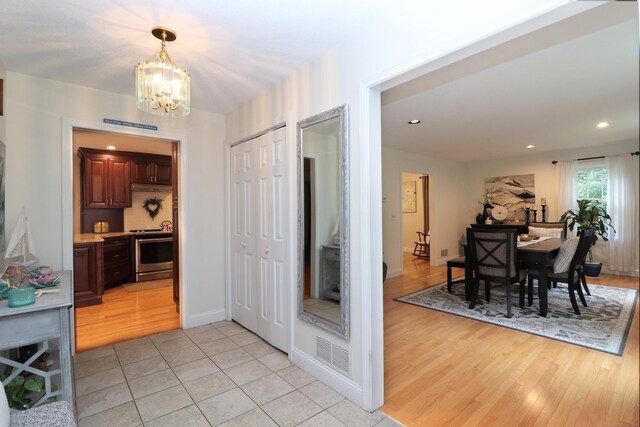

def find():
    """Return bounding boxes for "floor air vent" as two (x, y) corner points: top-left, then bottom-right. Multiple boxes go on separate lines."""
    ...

(316, 337), (350, 374)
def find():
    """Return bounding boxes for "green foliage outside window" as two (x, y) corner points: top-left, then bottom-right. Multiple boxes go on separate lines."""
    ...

(577, 168), (607, 209)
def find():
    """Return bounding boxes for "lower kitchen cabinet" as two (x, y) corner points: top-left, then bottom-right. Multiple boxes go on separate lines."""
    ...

(103, 235), (132, 289)
(73, 242), (103, 307)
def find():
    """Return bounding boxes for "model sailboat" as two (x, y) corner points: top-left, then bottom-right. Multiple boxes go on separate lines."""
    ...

(4, 207), (39, 269)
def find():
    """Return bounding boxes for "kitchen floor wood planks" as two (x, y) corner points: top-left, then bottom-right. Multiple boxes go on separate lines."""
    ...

(75, 283), (180, 352)
(381, 253), (639, 427)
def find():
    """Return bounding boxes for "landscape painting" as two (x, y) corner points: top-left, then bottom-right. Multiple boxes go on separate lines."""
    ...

(485, 174), (535, 221)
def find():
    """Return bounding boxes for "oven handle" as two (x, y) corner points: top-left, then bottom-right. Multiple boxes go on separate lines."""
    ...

(135, 237), (173, 244)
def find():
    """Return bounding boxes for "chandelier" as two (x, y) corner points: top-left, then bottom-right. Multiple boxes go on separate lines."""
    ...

(135, 27), (191, 116)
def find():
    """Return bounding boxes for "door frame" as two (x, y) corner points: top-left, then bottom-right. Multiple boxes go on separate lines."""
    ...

(61, 118), (188, 339)
(360, 2), (601, 411)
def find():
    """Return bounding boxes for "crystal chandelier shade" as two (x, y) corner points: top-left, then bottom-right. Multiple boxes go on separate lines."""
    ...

(135, 27), (190, 116)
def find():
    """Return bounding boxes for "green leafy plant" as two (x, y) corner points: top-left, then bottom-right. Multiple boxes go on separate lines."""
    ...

(1, 351), (58, 410)
(560, 199), (615, 259)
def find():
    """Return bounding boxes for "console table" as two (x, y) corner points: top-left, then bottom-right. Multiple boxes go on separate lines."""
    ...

(321, 245), (341, 301)
(0, 271), (74, 412)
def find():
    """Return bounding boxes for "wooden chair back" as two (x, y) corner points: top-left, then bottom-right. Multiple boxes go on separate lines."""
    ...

(466, 228), (519, 283)
(571, 228), (596, 278)
(527, 222), (567, 238)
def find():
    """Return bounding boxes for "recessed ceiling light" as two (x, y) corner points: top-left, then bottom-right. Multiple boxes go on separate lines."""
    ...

(596, 122), (610, 128)
(408, 119), (421, 125)
(106, 145), (117, 150)
(525, 145), (535, 149)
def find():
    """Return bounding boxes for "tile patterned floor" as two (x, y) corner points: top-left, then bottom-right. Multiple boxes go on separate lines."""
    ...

(74, 321), (402, 427)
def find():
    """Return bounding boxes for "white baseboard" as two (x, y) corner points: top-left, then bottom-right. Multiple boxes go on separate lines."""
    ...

(386, 268), (403, 278)
(290, 348), (363, 407)
(183, 308), (226, 329)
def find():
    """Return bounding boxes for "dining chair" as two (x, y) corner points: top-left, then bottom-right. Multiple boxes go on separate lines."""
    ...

(447, 256), (466, 293)
(527, 222), (567, 290)
(466, 228), (526, 318)
(527, 222), (567, 238)
(412, 231), (430, 258)
(526, 228), (595, 315)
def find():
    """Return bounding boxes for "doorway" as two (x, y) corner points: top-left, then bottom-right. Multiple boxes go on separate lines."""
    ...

(401, 171), (430, 264)
(71, 128), (181, 351)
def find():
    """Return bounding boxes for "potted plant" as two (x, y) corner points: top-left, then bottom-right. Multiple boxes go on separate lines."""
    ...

(560, 199), (615, 277)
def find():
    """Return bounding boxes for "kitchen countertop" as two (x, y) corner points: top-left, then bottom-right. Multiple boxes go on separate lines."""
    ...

(74, 232), (133, 244)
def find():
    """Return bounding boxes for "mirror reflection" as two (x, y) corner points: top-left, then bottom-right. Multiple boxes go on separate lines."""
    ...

(297, 105), (349, 338)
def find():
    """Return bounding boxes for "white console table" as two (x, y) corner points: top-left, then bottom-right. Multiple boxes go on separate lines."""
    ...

(0, 271), (73, 412)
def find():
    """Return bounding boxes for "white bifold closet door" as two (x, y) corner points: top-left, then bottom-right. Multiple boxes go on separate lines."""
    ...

(230, 127), (288, 352)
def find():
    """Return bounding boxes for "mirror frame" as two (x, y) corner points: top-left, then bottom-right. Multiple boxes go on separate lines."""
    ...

(296, 105), (349, 339)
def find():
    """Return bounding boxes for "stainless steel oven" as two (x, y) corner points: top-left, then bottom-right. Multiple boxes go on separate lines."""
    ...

(134, 234), (173, 282)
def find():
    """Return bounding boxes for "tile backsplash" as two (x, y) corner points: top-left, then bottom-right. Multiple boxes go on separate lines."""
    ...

(124, 191), (173, 230)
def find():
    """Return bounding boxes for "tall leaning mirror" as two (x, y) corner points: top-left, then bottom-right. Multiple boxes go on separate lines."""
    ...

(297, 105), (349, 338)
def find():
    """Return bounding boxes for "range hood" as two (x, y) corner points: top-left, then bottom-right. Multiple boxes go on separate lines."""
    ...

(132, 183), (172, 193)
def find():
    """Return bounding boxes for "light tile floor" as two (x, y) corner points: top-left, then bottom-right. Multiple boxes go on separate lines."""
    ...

(74, 321), (403, 427)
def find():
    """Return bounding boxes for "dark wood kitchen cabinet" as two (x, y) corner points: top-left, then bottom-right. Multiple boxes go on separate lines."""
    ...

(73, 242), (103, 307)
(79, 148), (132, 208)
(131, 155), (172, 185)
(103, 235), (132, 290)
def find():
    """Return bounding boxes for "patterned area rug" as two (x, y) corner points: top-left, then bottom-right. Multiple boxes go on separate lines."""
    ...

(396, 280), (638, 355)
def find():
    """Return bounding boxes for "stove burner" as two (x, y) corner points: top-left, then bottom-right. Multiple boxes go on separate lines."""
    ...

(129, 229), (162, 233)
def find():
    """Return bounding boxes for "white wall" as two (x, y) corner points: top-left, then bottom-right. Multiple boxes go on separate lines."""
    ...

(0, 60), (5, 251)
(4, 72), (226, 328)
(226, 0), (570, 409)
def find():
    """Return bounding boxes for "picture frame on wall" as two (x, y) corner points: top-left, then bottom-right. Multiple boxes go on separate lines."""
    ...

(402, 181), (417, 213)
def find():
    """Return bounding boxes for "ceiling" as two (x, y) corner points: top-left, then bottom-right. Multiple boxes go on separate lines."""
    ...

(0, 0), (390, 114)
(0, 2), (637, 161)
(381, 2), (639, 162)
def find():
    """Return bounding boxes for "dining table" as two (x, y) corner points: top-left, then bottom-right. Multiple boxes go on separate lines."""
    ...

(463, 237), (564, 317)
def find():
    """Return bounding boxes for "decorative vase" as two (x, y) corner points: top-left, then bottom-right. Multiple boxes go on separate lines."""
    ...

(8, 286), (36, 307)
(482, 204), (493, 223)
(475, 213), (485, 224)
(583, 262), (602, 278)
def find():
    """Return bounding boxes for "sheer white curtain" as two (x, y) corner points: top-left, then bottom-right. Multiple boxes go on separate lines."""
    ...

(606, 154), (639, 276)
(555, 160), (578, 224)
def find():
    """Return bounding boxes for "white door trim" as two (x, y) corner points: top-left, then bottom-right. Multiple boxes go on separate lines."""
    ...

(61, 118), (189, 329)
(359, 1), (602, 411)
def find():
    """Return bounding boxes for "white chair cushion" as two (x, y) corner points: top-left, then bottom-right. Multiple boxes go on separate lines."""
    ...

(528, 226), (563, 238)
(553, 237), (579, 273)
(1, 382), (9, 427)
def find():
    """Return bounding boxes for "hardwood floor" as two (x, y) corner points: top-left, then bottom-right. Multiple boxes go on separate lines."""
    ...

(75, 282), (180, 352)
(382, 253), (639, 427)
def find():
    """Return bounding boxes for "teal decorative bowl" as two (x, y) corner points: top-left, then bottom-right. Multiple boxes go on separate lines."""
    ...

(8, 286), (36, 307)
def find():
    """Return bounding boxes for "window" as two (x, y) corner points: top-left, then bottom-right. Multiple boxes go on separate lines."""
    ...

(577, 167), (607, 209)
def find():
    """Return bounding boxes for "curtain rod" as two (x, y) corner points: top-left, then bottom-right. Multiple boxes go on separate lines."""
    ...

(551, 151), (639, 165)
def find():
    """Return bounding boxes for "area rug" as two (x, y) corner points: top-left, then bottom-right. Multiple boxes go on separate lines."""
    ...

(395, 280), (638, 355)
(123, 279), (172, 292)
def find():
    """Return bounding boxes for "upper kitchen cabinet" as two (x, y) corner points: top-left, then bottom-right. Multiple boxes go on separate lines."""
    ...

(79, 148), (132, 208)
(131, 154), (172, 185)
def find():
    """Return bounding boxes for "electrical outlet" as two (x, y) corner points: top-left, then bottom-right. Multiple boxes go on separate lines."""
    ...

(441, 249), (448, 257)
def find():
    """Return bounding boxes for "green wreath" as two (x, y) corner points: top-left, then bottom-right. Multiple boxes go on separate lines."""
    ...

(143, 197), (162, 219)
